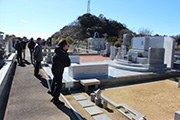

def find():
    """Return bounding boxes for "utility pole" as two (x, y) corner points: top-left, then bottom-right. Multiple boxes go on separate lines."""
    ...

(87, 0), (90, 13)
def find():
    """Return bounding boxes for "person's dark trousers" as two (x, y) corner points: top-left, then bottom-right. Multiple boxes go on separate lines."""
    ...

(51, 70), (63, 101)
(29, 49), (34, 63)
(17, 50), (22, 64)
(34, 61), (41, 76)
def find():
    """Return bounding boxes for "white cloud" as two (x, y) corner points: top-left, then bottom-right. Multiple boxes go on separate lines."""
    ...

(20, 19), (29, 23)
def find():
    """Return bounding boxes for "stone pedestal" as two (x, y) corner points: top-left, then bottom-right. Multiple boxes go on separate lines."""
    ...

(46, 47), (52, 63)
(110, 46), (116, 60)
(103, 100), (108, 109)
(95, 97), (101, 106)
(90, 93), (96, 102)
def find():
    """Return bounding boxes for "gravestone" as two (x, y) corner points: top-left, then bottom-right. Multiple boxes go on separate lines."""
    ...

(128, 36), (175, 68)
(145, 48), (166, 69)
(0, 44), (5, 68)
(46, 47), (52, 63)
(148, 48), (165, 64)
(178, 80), (180, 88)
(52, 38), (56, 46)
(123, 34), (130, 46)
(116, 47), (121, 59)
(7, 36), (13, 53)
(110, 46), (116, 60)
(121, 45), (127, 57)
(100, 42), (110, 57)
(0, 35), (4, 46)
(43, 45), (47, 56)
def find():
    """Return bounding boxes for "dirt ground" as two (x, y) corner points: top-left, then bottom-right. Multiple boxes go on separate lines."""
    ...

(102, 80), (180, 120)
(65, 92), (128, 120)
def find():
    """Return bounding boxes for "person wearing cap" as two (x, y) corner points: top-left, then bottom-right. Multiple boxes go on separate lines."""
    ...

(49, 39), (71, 104)
(34, 38), (43, 77)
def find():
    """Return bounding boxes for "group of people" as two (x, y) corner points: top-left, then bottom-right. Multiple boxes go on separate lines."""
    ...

(15, 38), (71, 105)
(15, 38), (28, 65)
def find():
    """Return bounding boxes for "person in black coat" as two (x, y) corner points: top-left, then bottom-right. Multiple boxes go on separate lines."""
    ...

(15, 40), (23, 65)
(50, 40), (71, 104)
(28, 38), (36, 64)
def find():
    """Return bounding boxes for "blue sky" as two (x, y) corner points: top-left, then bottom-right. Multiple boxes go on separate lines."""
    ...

(0, 0), (180, 39)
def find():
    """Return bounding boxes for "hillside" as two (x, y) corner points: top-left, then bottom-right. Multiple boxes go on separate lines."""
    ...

(52, 13), (134, 40)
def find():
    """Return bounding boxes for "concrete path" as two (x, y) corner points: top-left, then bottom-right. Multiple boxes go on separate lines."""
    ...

(4, 48), (78, 120)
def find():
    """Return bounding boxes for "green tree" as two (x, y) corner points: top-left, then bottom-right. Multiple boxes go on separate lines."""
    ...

(108, 36), (118, 45)
(66, 36), (74, 45)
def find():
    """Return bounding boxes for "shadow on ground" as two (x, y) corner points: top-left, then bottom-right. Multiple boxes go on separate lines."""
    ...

(54, 103), (87, 120)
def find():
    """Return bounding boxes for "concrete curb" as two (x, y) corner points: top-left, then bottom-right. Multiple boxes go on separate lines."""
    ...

(60, 93), (83, 120)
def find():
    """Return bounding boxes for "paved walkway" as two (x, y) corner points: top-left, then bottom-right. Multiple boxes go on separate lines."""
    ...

(4, 48), (78, 120)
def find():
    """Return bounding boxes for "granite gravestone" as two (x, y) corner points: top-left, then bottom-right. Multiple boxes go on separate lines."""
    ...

(46, 47), (52, 63)
(0, 44), (5, 68)
(129, 37), (175, 68)
(110, 46), (116, 60)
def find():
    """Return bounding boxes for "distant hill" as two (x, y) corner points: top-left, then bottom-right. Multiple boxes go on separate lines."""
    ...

(52, 13), (134, 40)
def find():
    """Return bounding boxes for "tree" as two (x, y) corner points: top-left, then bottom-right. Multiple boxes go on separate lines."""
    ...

(66, 36), (74, 45)
(108, 36), (118, 45)
(138, 28), (152, 36)
(172, 35), (180, 45)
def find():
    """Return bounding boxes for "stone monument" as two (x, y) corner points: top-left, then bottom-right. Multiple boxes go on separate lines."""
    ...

(115, 47), (121, 59)
(46, 47), (52, 63)
(95, 89), (102, 106)
(120, 34), (130, 59)
(43, 45), (47, 56)
(5, 35), (14, 54)
(52, 38), (56, 47)
(115, 36), (175, 69)
(100, 42), (110, 57)
(110, 46), (116, 60)
(0, 44), (5, 68)
(88, 32), (105, 51)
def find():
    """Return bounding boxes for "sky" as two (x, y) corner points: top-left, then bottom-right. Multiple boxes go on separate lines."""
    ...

(0, 0), (180, 39)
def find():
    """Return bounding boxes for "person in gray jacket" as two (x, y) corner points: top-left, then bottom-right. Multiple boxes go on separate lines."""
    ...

(34, 38), (43, 77)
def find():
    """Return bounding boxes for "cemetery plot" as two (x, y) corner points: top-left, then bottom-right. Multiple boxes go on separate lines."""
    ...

(65, 93), (129, 120)
(102, 80), (180, 120)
